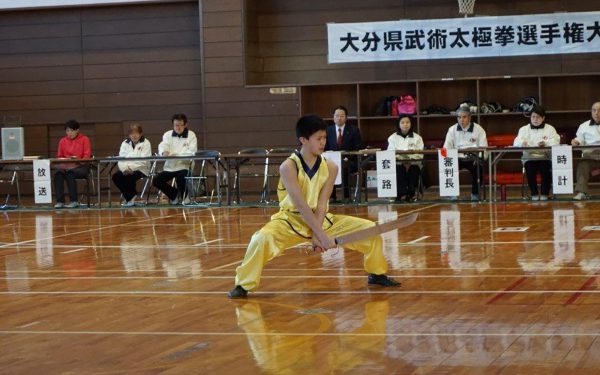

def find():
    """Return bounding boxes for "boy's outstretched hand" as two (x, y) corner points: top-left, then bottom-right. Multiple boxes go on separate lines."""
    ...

(312, 230), (336, 253)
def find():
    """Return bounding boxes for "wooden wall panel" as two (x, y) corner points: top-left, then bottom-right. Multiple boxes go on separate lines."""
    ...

(203, 0), (298, 153)
(0, 1), (202, 159)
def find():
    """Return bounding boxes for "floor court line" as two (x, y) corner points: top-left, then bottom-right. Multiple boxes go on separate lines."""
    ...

(59, 247), (89, 254)
(3, 290), (600, 296)
(1, 330), (599, 337)
(564, 271), (600, 306)
(405, 235), (430, 244)
(486, 277), (529, 305)
(0, 207), (212, 249)
(1, 274), (599, 280)
(209, 259), (242, 271)
(4, 239), (600, 252)
(1, 266), (598, 272)
(192, 238), (223, 246)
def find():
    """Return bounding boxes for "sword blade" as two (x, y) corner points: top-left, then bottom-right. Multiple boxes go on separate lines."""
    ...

(334, 213), (418, 246)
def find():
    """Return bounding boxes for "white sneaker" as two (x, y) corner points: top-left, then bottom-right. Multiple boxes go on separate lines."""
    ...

(65, 201), (79, 208)
(182, 197), (191, 205)
(121, 200), (135, 207)
(539, 195), (548, 201)
(531, 195), (540, 201)
(54, 202), (64, 209)
(470, 194), (480, 201)
(574, 192), (588, 200)
(448, 196), (458, 201)
(169, 197), (179, 205)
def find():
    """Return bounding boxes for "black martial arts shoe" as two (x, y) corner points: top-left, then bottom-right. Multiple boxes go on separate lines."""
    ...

(368, 274), (401, 287)
(227, 285), (248, 299)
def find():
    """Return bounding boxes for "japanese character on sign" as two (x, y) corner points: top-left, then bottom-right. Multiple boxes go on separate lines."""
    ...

(445, 179), (455, 188)
(405, 29), (426, 50)
(558, 175), (569, 186)
(540, 23), (561, 44)
(382, 179), (392, 189)
(472, 26), (492, 47)
(556, 154), (568, 165)
(444, 157), (454, 168)
(381, 159), (392, 169)
(37, 168), (47, 177)
(362, 32), (381, 51)
(517, 24), (538, 45)
(495, 25), (515, 46)
(427, 29), (448, 49)
(563, 22), (585, 43)
(38, 186), (47, 196)
(449, 27), (470, 48)
(340, 32), (359, 52)
(384, 31), (403, 51)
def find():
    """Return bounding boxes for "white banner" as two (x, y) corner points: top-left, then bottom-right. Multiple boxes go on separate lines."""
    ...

(376, 150), (397, 198)
(33, 160), (52, 204)
(323, 151), (342, 185)
(438, 149), (460, 197)
(551, 145), (574, 194)
(328, 11), (600, 63)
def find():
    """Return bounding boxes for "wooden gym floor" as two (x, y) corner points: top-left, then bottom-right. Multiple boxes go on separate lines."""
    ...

(1, 201), (600, 374)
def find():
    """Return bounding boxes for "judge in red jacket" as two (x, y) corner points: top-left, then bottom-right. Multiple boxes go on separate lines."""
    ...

(54, 120), (92, 208)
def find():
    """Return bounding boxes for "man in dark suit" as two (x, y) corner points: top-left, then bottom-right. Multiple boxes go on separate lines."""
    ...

(325, 105), (363, 202)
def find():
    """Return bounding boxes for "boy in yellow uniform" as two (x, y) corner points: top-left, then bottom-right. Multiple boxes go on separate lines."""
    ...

(228, 115), (400, 298)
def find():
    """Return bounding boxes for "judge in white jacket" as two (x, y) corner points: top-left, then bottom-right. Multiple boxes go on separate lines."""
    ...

(153, 113), (198, 204)
(387, 115), (424, 202)
(112, 124), (152, 207)
(443, 105), (488, 200)
(513, 105), (560, 201)
(571, 101), (600, 200)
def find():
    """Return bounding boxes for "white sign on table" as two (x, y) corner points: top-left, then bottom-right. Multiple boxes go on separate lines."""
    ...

(438, 149), (460, 197)
(33, 159), (52, 204)
(376, 150), (397, 198)
(551, 145), (573, 195)
(323, 151), (342, 185)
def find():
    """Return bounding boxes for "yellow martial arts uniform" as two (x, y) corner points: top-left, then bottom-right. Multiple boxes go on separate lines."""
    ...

(234, 152), (388, 291)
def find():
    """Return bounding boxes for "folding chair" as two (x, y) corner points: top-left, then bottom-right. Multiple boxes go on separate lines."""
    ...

(264, 147), (297, 202)
(0, 164), (22, 208)
(184, 150), (225, 205)
(233, 148), (269, 203)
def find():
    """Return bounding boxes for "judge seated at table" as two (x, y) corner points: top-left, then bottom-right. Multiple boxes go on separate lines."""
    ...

(54, 120), (92, 209)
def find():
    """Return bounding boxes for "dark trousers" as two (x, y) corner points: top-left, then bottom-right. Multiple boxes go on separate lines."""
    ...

(331, 159), (357, 200)
(396, 164), (421, 198)
(54, 166), (89, 203)
(112, 170), (145, 201)
(458, 159), (483, 195)
(152, 169), (188, 201)
(524, 159), (552, 196)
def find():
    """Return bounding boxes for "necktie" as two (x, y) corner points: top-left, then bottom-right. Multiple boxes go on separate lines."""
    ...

(337, 128), (342, 148)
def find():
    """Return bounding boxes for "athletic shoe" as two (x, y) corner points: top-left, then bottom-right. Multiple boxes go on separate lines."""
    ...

(54, 202), (64, 209)
(368, 274), (401, 287)
(182, 197), (191, 205)
(169, 197), (179, 205)
(448, 196), (458, 201)
(539, 195), (549, 201)
(531, 195), (540, 201)
(65, 201), (79, 208)
(227, 285), (248, 299)
(121, 200), (135, 208)
(574, 192), (588, 200)
(470, 194), (480, 201)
